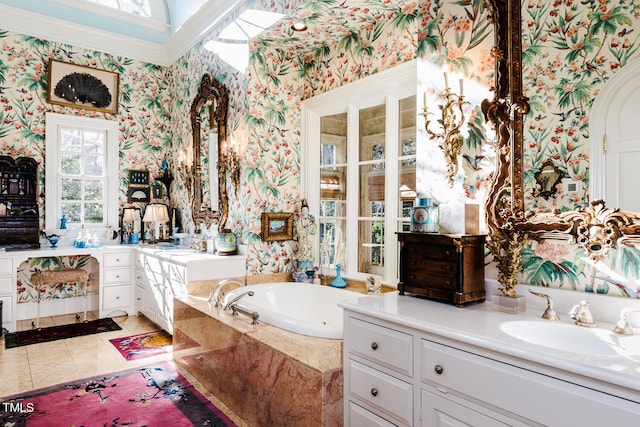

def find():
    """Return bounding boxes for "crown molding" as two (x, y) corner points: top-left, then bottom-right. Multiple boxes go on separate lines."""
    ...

(164, 0), (243, 64)
(0, 5), (169, 65)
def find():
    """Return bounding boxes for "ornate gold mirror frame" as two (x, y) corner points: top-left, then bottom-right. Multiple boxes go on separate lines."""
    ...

(482, 0), (640, 296)
(190, 74), (229, 230)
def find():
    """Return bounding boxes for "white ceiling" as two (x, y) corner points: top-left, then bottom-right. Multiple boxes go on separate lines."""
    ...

(0, 0), (245, 65)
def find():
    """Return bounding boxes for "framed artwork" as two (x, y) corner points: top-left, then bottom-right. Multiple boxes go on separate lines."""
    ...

(47, 59), (120, 114)
(128, 186), (150, 203)
(128, 170), (149, 186)
(128, 169), (150, 202)
(261, 212), (294, 242)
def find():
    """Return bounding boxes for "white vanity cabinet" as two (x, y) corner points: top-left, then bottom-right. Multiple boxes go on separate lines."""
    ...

(343, 303), (640, 427)
(137, 248), (245, 333)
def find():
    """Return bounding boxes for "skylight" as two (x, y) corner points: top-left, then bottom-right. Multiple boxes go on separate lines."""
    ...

(86, 0), (152, 19)
(204, 9), (283, 73)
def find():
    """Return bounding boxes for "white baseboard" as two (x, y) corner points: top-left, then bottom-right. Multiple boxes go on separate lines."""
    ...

(16, 294), (99, 321)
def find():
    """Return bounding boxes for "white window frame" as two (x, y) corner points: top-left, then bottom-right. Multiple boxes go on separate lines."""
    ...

(45, 112), (119, 231)
(302, 60), (417, 286)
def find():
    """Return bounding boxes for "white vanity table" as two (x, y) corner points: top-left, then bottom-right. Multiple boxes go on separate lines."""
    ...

(0, 244), (246, 334)
(341, 290), (640, 426)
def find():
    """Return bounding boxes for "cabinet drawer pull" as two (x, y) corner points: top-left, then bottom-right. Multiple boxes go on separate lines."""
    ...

(116, 258), (120, 262)
(371, 342), (379, 351)
(370, 387), (378, 397)
(445, 250), (451, 256)
(116, 296), (120, 300)
(434, 364), (444, 375)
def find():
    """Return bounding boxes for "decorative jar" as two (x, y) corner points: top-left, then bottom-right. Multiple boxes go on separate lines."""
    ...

(215, 229), (237, 255)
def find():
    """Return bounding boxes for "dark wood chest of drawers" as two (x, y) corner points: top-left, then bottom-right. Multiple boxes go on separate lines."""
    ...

(397, 233), (486, 307)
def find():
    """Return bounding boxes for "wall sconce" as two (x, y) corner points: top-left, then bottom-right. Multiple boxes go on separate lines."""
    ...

(423, 71), (468, 186)
(223, 137), (240, 194)
(143, 203), (169, 244)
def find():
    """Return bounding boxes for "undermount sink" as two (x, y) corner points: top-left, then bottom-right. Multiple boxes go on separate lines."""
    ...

(500, 320), (640, 359)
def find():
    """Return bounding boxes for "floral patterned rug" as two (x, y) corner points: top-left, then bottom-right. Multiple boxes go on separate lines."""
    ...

(109, 330), (173, 361)
(0, 362), (237, 426)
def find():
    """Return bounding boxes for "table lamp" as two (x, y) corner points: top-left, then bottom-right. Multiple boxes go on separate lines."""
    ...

(142, 204), (169, 243)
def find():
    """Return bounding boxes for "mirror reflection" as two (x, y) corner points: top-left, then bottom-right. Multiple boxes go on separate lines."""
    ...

(189, 74), (228, 229)
(482, 0), (640, 297)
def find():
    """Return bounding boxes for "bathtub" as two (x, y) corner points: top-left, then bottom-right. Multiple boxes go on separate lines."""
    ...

(223, 282), (363, 339)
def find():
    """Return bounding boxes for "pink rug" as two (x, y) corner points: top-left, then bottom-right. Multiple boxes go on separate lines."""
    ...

(0, 362), (237, 426)
(109, 330), (173, 360)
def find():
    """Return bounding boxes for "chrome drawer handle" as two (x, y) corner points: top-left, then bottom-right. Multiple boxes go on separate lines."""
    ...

(434, 364), (444, 375)
(371, 342), (378, 351)
(370, 388), (378, 397)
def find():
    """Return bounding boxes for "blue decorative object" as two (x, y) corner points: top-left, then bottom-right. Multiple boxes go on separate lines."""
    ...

(60, 214), (67, 230)
(411, 198), (439, 232)
(331, 264), (347, 288)
(45, 234), (60, 248)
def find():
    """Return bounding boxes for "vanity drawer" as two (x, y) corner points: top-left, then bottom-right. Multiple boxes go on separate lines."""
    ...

(104, 267), (131, 284)
(421, 338), (640, 425)
(0, 258), (13, 276)
(102, 284), (131, 311)
(348, 401), (397, 427)
(348, 359), (412, 426)
(103, 252), (132, 268)
(0, 276), (12, 294)
(347, 317), (413, 377)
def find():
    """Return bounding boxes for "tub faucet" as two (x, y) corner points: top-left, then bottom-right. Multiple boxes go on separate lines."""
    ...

(613, 308), (640, 335)
(210, 278), (246, 307)
(224, 290), (255, 311)
(569, 300), (597, 328)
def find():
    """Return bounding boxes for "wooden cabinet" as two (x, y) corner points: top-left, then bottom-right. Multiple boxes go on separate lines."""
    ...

(0, 156), (40, 250)
(397, 232), (485, 307)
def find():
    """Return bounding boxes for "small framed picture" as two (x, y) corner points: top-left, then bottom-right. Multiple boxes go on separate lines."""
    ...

(128, 170), (149, 186)
(47, 59), (120, 114)
(261, 212), (294, 241)
(128, 186), (150, 203)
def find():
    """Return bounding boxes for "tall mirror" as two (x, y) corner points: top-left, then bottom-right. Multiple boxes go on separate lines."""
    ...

(190, 74), (229, 230)
(483, 0), (640, 296)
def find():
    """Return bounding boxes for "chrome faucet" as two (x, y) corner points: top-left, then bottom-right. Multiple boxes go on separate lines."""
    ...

(210, 278), (246, 307)
(569, 300), (597, 328)
(613, 308), (640, 335)
(224, 290), (254, 311)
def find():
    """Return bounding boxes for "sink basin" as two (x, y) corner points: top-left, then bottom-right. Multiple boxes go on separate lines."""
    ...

(500, 320), (640, 358)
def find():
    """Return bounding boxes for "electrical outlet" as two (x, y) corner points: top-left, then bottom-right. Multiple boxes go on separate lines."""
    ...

(564, 180), (582, 194)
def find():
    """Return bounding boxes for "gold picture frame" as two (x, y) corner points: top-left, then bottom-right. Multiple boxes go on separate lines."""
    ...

(47, 59), (119, 114)
(261, 212), (294, 241)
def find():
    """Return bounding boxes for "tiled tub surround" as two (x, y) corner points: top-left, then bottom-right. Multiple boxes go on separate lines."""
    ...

(172, 295), (345, 427)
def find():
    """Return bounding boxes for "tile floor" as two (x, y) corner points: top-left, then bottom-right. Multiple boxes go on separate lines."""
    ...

(0, 312), (248, 427)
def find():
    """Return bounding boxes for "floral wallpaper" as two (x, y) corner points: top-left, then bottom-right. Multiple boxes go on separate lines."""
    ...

(2, 0), (640, 303)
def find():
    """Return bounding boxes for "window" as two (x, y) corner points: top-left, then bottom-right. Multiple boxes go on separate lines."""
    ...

(45, 113), (119, 231)
(303, 61), (417, 285)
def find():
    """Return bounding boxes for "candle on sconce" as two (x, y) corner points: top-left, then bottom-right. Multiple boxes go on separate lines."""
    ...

(423, 92), (428, 109)
(443, 72), (449, 89)
(459, 78), (464, 96)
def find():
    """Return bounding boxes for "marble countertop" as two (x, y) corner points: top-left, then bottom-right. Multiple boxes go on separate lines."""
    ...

(339, 291), (640, 396)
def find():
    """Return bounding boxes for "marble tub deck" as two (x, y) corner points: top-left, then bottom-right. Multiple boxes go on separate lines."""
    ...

(172, 293), (345, 427)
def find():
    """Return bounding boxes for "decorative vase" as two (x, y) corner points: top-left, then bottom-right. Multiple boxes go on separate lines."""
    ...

(215, 229), (237, 255)
(331, 264), (347, 288)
